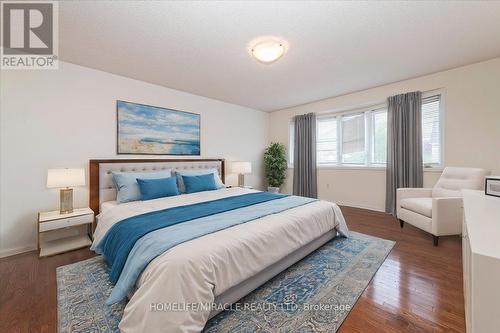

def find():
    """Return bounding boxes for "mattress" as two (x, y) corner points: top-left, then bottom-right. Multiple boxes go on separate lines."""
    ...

(100, 200), (118, 214)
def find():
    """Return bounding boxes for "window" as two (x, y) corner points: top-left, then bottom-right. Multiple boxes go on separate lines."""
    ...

(422, 95), (442, 167)
(372, 110), (387, 164)
(288, 92), (443, 168)
(288, 121), (294, 165)
(341, 113), (365, 164)
(317, 117), (337, 164)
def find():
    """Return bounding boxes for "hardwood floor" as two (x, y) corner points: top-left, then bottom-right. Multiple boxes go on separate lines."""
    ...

(338, 207), (464, 333)
(0, 207), (464, 333)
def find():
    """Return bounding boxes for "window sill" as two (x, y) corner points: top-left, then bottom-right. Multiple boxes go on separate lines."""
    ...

(287, 165), (444, 172)
(317, 165), (386, 171)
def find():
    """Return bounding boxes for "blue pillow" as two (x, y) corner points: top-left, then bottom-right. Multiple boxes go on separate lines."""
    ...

(182, 174), (217, 194)
(136, 177), (179, 201)
(175, 169), (224, 193)
(112, 170), (171, 203)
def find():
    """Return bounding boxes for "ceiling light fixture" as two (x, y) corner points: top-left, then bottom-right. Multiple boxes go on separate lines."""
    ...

(251, 40), (286, 64)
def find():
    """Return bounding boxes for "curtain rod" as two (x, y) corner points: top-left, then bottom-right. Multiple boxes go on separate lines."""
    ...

(314, 87), (444, 116)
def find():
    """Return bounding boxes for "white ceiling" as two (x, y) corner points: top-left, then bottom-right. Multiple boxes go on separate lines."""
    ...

(58, 1), (500, 111)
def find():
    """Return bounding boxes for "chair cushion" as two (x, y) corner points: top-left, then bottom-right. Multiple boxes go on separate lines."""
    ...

(432, 167), (489, 198)
(400, 198), (432, 218)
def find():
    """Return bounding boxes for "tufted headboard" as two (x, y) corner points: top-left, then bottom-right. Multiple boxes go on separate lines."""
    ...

(89, 159), (225, 228)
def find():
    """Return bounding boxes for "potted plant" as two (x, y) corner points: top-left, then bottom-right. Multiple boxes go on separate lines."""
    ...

(264, 142), (287, 193)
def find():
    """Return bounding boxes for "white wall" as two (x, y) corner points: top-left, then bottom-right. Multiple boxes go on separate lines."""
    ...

(2, 58), (499, 257)
(270, 57), (500, 211)
(0, 61), (269, 257)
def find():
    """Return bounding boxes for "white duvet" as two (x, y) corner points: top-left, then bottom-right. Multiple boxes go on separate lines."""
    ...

(92, 187), (349, 333)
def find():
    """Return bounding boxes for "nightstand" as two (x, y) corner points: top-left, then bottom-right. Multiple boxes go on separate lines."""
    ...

(38, 208), (94, 257)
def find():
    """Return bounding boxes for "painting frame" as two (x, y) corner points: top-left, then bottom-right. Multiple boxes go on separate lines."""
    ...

(116, 100), (201, 156)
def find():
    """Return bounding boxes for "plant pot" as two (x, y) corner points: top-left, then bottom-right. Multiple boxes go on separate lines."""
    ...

(267, 186), (280, 193)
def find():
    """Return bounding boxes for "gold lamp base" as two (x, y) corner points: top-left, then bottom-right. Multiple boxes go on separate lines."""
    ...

(238, 174), (245, 187)
(60, 188), (74, 214)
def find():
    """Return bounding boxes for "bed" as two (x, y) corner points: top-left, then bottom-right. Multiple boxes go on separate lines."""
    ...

(88, 159), (349, 333)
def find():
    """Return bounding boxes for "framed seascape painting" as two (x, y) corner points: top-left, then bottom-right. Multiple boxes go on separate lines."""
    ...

(117, 100), (200, 155)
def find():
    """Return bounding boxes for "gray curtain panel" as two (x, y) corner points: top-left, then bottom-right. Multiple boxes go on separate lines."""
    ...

(385, 91), (423, 215)
(293, 113), (318, 198)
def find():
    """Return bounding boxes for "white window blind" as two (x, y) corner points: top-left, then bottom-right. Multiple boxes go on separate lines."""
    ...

(288, 121), (295, 165)
(341, 113), (365, 164)
(317, 117), (337, 164)
(422, 95), (441, 166)
(372, 110), (387, 164)
(288, 92), (442, 168)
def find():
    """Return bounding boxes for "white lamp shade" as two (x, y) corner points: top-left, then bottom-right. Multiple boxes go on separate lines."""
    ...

(47, 168), (86, 188)
(231, 161), (252, 174)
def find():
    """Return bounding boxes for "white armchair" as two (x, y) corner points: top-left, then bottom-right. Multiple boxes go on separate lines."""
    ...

(396, 167), (489, 246)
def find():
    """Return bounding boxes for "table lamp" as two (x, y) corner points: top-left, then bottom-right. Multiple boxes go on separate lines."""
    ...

(231, 161), (252, 187)
(47, 168), (86, 214)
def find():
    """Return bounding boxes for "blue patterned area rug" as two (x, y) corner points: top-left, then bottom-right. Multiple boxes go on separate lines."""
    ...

(57, 231), (394, 333)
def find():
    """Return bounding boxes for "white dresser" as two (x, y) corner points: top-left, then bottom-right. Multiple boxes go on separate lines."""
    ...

(462, 190), (500, 332)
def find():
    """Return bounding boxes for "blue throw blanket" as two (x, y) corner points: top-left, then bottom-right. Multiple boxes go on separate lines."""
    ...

(96, 192), (287, 286)
(105, 195), (317, 304)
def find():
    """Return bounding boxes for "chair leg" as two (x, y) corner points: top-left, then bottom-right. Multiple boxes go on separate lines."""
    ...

(433, 235), (439, 246)
(399, 219), (404, 228)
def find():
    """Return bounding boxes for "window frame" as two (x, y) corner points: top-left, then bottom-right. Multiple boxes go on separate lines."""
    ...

(316, 115), (339, 166)
(338, 111), (366, 165)
(288, 121), (294, 167)
(421, 90), (445, 170)
(288, 89), (444, 170)
(369, 107), (389, 166)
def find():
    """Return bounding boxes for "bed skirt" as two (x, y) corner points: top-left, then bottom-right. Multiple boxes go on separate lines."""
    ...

(209, 229), (338, 318)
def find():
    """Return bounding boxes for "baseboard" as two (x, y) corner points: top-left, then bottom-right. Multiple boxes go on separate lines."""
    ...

(0, 245), (37, 258)
(336, 201), (386, 213)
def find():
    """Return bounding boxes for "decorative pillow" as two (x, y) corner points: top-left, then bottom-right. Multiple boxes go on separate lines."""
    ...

(175, 169), (224, 193)
(112, 170), (171, 203)
(182, 174), (218, 194)
(136, 177), (179, 201)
